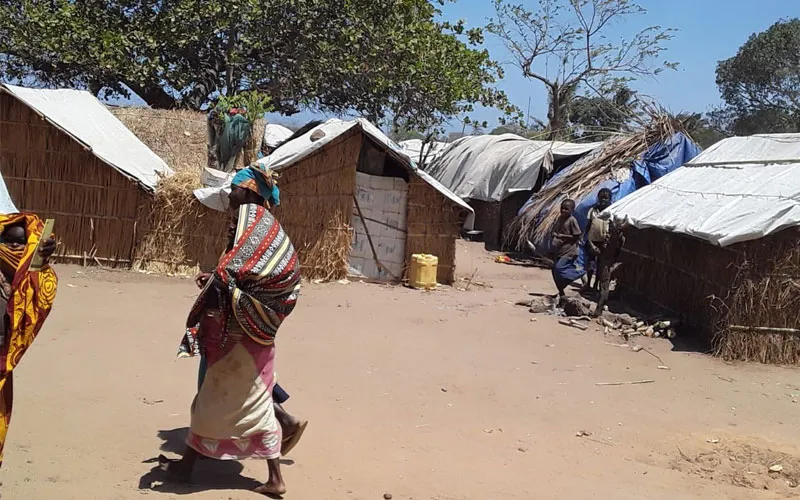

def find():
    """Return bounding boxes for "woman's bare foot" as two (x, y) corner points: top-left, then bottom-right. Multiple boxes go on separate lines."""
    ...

(255, 457), (286, 497)
(254, 481), (287, 497)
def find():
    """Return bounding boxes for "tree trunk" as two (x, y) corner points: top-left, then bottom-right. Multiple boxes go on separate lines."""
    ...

(125, 82), (179, 109)
(547, 84), (577, 141)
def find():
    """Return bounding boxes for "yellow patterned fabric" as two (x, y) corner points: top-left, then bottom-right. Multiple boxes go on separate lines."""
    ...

(0, 213), (58, 466)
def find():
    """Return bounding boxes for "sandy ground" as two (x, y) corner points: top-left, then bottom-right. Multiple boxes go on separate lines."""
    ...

(2, 241), (800, 499)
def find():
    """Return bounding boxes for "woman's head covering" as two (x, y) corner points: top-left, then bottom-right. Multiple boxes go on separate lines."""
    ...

(231, 164), (281, 207)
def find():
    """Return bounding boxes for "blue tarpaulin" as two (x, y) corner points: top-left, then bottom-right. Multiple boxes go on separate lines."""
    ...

(519, 132), (701, 265)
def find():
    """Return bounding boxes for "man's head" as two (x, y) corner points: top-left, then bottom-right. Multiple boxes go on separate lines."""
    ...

(1, 224), (26, 251)
(597, 188), (612, 209)
(560, 199), (576, 218)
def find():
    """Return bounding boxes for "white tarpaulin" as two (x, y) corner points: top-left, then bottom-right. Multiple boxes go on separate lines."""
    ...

(194, 118), (475, 227)
(262, 123), (293, 148)
(398, 139), (450, 166)
(0, 171), (18, 214)
(1, 84), (172, 191)
(606, 134), (800, 247)
(425, 134), (600, 202)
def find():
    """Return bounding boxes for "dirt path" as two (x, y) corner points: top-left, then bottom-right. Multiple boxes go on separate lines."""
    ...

(2, 242), (799, 499)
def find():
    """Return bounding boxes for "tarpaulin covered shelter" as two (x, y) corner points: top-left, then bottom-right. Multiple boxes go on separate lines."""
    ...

(398, 139), (450, 167)
(426, 134), (600, 248)
(0, 84), (173, 265)
(195, 118), (473, 284)
(518, 132), (700, 255)
(605, 133), (800, 364)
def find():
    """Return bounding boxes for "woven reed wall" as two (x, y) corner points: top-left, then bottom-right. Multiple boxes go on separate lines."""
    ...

(618, 227), (738, 341)
(0, 93), (143, 265)
(619, 227), (800, 364)
(406, 177), (465, 285)
(133, 192), (229, 274)
(272, 130), (361, 281)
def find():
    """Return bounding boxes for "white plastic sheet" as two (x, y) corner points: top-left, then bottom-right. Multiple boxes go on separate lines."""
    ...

(195, 118), (475, 227)
(606, 134), (800, 247)
(398, 139), (450, 166)
(1, 84), (172, 191)
(0, 171), (18, 214)
(426, 135), (600, 202)
(262, 124), (293, 148)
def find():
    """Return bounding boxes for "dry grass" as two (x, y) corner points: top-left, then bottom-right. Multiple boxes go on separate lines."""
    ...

(111, 107), (264, 175)
(112, 107), (264, 275)
(713, 233), (800, 364)
(110, 108), (207, 173)
(508, 111), (685, 250)
(133, 171), (228, 274)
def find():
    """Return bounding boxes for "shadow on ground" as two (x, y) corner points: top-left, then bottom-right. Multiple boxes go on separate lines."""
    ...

(137, 427), (293, 497)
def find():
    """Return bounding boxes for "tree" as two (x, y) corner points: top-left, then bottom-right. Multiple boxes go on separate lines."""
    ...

(487, 0), (675, 140)
(568, 84), (639, 141)
(676, 112), (728, 149)
(0, 0), (515, 133)
(715, 19), (800, 135)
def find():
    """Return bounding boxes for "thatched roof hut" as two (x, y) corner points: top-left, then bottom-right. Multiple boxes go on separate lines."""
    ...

(0, 84), (173, 265)
(606, 133), (800, 365)
(195, 118), (473, 284)
(509, 120), (700, 257)
(425, 134), (599, 249)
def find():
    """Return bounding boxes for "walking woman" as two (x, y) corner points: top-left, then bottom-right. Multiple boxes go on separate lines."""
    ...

(160, 165), (301, 496)
(0, 213), (57, 467)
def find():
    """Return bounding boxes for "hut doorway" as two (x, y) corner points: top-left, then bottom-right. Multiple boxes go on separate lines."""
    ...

(349, 139), (409, 281)
(350, 172), (408, 280)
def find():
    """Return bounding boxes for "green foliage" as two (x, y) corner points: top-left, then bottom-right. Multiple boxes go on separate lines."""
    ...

(675, 112), (727, 149)
(715, 19), (800, 135)
(215, 91), (274, 123)
(0, 0), (516, 133)
(487, 0), (675, 139)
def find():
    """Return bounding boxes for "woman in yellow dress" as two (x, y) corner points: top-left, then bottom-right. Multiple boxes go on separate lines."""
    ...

(0, 213), (57, 468)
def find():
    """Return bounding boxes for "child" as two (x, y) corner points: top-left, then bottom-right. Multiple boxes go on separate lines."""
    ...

(550, 199), (584, 298)
(584, 188), (612, 291)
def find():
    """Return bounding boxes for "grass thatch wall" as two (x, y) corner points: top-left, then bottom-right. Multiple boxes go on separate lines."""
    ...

(0, 93), (143, 265)
(132, 172), (229, 274)
(619, 227), (800, 365)
(110, 108), (207, 172)
(111, 107), (264, 173)
(406, 177), (465, 285)
(110, 108), (232, 273)
(272, 130), (361, 281)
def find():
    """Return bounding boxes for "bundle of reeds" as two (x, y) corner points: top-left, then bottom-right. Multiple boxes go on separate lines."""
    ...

(508, 109), (684, 250)
(133, 171), (228, 274)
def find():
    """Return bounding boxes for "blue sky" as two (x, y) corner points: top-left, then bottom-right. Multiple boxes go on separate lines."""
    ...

(428, 0), (800, 130)
(271, 0), (800, 130)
